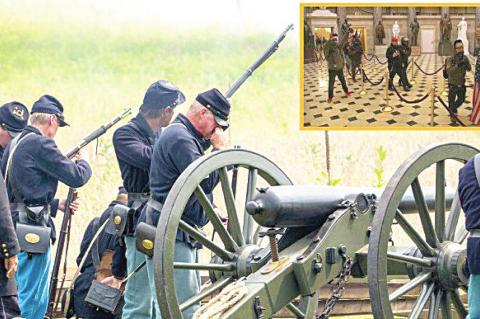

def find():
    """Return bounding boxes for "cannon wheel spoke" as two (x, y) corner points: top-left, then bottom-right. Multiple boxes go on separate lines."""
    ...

(389, 272), (432, 302)
(435, 161), (446, 242)
(219, 167), (245, 246)
(386, 252), (432, 267)
(408, 283), (435, 319)
(428, 288), (442, 319)
(445, 192), (462, 242)
(451, 290), (467, 318)
(194, 186), (238, 252)
(411, 178), (439, 248)
(440, 291), (453, 319)
(243, 167), (258, 245)
(395, 210), (436, 257)
(173, 262), (234, 272)
(179, 220), (235, 261)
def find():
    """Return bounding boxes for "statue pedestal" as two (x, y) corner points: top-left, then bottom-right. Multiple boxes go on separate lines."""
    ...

(438, 40), (454, 57)
(411, 46), (421, 56)
(375, 45), (388, 56)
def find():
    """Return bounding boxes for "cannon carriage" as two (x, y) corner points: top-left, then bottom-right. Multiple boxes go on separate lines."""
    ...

(149, 143), (478, 319)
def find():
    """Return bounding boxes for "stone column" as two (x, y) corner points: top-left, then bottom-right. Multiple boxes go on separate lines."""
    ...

(372, 7), (382, 50)
(475, 7), (480, 50)
(408, 7), (416, 42)
(337, 7), (347, 34)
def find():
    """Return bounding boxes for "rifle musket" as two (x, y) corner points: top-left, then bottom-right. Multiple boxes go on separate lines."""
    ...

(224, 23), (294, 99)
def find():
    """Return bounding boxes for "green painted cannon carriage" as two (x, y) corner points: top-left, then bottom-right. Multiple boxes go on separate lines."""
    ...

(151, 143), (477, 319)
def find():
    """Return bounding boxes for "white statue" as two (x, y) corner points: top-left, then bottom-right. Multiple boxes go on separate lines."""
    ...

(457, 17), (470, 56)
(392, 21), (400, 38)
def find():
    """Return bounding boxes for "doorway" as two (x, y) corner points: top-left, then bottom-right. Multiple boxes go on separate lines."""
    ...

(351, 26), (368, 53)
(421, 28), (436, 53)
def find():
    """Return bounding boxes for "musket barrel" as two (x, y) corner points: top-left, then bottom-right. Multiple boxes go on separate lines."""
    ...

(246, 185), (454, 228)
(65, 108), (131, 158)
(224, 24), (293, 98)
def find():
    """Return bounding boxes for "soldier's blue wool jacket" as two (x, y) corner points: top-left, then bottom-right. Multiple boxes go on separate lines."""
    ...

(144, 114), (218, 243)
(0, 170), (21, 297)
(459, 157), (480, 274)
(1, 125), (92, 242)
(112, 113), (155, 196)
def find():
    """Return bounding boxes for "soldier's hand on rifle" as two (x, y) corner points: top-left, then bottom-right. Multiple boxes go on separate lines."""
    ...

(75, 149), (89, 163)
(59, 198), (80, 214)
(211, 127), (227, 150)
(4, 255), (18, 279)
(101, 276), (123, 290)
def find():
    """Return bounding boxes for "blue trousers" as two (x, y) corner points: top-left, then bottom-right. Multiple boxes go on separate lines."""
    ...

(146, 240), (201, 319)
(469, 274), (480, 319)
(122, 236), (155, 319)
(16, 246), (51, 319)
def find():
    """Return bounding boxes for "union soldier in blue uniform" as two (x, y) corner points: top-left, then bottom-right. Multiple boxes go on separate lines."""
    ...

(459, 156), (480, 318)
(73, 188), (128, 319)
(1, 94), (92, 319)
(0, 101), (29, 161)
(0, 170), (21, 319)
(139, 88), (229, 318)
(105, 80), (184, 319)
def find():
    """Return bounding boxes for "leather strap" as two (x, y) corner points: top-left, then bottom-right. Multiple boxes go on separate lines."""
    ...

(91, 217), (102, 270)
(146, 198), (163, 225)
(5, 133), (35, 204)
(128, 193), (150, 211)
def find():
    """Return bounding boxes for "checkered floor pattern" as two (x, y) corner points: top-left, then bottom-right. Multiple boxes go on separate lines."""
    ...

(303, 54), (476, 128)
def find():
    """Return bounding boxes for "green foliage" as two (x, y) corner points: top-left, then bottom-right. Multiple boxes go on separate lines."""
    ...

(304, 142), (342, 186)
(373, 146), (388, 188)
(317, 171), (341, 186)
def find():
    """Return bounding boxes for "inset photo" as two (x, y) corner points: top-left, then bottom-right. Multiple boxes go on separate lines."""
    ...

(301, 5), (480, 128)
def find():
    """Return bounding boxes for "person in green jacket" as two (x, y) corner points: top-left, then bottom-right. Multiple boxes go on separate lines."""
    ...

(324, 33), (352, 103)
(443, 39), (472, 121)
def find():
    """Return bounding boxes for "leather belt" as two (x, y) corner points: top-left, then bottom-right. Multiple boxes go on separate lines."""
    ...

(146, 198), (163, 212)
(470, 229), (480, 238)
(128, 193), (150, 211)
(128, 192), (150, 202)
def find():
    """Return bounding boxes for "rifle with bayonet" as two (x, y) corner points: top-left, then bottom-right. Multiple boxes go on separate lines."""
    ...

(47, 108), (131, 317)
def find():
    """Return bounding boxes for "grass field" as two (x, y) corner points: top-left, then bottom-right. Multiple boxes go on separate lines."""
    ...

(1, 1), (480, 276)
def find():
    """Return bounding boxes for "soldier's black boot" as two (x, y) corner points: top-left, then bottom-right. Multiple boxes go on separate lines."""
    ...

(388, 79), (394, 91)
(403, 84), (410, 92)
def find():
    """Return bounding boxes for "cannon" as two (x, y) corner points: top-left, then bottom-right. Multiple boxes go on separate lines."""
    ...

(151, 143), (478, 319)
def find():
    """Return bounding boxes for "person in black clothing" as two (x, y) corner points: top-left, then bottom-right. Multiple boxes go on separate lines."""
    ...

(398, 37), (412, 89)
(386, 37), (410, 92)
(0, 170), (21, 319)
(73, 188), (128, 319)
(0, 102), (29, 162)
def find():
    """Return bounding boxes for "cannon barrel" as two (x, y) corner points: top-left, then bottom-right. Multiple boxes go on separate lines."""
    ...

(246, 185), (454, 228)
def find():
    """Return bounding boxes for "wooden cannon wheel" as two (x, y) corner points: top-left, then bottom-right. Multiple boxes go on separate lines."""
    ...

(368, 143), (479, 319)
(152, 149), (292, 319)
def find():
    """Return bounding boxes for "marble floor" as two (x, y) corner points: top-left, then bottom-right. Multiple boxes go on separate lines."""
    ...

(303, 53), (477, 128)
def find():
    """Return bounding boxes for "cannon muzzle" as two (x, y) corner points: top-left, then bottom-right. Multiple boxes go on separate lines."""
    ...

(246, 185), (454, 228)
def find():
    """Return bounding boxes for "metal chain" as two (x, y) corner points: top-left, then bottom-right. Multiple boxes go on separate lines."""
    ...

(316, 255), (354, 319)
